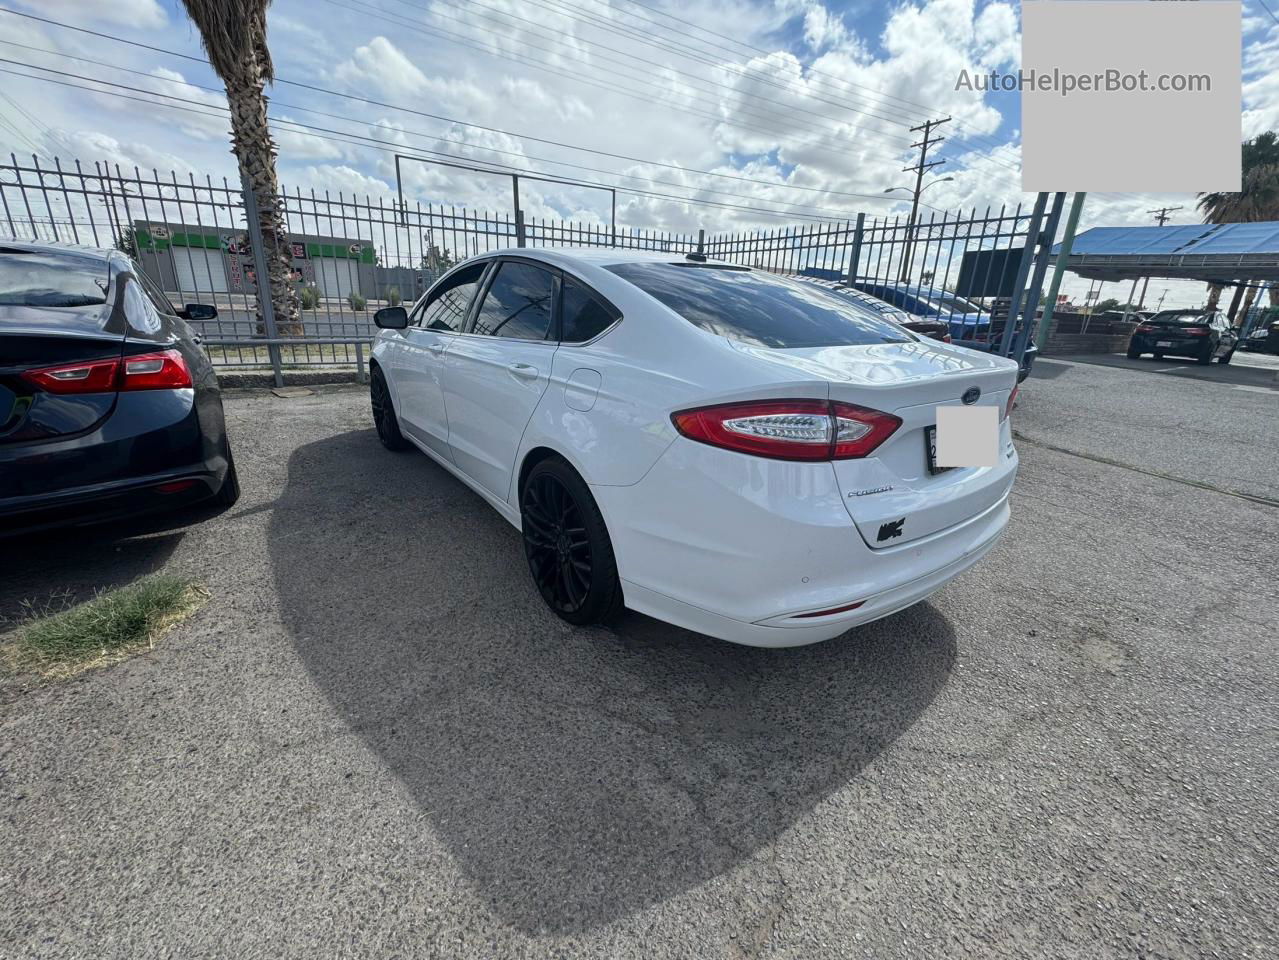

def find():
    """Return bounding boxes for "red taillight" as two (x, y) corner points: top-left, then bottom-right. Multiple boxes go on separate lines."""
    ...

(121, 350), (192, 390)
(1005, 383), (1019, 420)
(1136, 324), (1156, 333)
(156, 479), (199, 494)
(941, 333), (953, 343)
(20, 349), (191, 394)
(793, 600), (865, 619)
(20, 357), (119, 394)
(671, 399), (901, 462)
(1184, 327), (1209, 336)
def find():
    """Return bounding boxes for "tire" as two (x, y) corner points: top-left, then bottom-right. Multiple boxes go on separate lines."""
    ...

(213, 442), (241, 507)
(1153, 352), (1164, 360)
(520, 457), (623, 626)
(370, 366), (410, 451)
(1126, 345), (1141, 359)
(1197, 342), (1214, 365)
(1218, 348), (1234, 365)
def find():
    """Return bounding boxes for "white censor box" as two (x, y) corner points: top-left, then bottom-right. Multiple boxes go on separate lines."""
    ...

(934, 405), (999, 470)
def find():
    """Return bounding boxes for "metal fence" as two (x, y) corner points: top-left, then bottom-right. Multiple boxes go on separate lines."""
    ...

(1, 153), (1061, 383)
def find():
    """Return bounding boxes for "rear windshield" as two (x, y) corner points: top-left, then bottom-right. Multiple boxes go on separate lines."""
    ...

(925, 293), (981, 314)
(0, 250), (109, 307)
(1150, 311), (1209, 325)
(605, 263), (913, 349)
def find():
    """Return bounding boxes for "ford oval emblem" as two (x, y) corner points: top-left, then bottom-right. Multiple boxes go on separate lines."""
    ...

(962, 387), (981, 405)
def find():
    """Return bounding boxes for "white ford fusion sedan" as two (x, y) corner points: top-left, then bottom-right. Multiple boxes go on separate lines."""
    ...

(369, 248), (1020, 647)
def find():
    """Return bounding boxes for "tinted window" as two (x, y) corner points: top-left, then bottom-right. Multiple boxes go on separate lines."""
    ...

(419, 263), (485, 332)
(560, 277), (618, 343)
(122, 278), (161, 334)
(471, 261), (554, 340)
(606, 263), (912, 349)
(1151, 311), (1209, 326)
(134, 266), (176, 315)
(0, 249), (108, 307)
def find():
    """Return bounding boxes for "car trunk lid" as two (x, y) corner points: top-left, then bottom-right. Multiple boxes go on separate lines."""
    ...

(736, 339), (1019, 548)
(1, 305), (125, 445)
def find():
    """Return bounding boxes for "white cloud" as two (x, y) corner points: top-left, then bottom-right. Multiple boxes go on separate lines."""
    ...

(14, 0), (166, 30)
(335, 37), (431, 100)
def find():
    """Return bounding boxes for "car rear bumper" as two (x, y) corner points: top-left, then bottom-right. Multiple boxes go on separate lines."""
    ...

(0, 388), (228, 536)
(1130, 334), (1209, 355)
(0, 469), (221, 536)
(592, 435), (1014, 647)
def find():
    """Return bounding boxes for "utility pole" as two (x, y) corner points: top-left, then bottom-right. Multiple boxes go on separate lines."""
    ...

(899, 116), (950, 282)
(1139, 205), (1183, 307)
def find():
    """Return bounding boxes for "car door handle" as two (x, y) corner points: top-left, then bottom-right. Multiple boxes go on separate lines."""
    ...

(428, 342), (446, 354)
(508, 362), (538, 379)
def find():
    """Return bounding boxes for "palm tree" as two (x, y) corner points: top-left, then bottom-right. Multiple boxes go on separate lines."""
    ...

(1197, 131), (1279, 315)
(180, 0), (301, 335)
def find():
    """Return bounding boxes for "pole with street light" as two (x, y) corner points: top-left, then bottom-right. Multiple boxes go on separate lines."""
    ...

(890, 117), (950, 283)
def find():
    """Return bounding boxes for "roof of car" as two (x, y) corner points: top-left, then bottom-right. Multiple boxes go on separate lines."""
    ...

(0, 237), (117, 261)
(470, 247), (737, 268)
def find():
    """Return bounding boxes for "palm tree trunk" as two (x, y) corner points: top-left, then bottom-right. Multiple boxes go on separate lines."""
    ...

(1238, 285), (1259, 328)
(225, 62), (302, 336)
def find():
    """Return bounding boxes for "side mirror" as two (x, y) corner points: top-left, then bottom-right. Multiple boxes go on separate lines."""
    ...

(374, 306), (409, 329)
(182, 303), (218, 321)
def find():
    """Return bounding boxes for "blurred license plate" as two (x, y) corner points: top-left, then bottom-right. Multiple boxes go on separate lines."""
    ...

(1157, 340), (1173, 347)
(924, 426), (953, 475)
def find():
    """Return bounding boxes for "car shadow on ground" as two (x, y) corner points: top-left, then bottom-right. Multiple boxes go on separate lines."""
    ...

(273, 429), (957, 934)
(0, 514), (192, 625)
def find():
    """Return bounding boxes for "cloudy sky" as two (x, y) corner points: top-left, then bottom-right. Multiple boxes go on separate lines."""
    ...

(1, 0), (1276, 307)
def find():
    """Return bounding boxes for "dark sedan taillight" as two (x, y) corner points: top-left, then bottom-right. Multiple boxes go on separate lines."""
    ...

(20, 349), (191, 394)
(1183, 327), (1209, 336)
(671, 399), (901, 461)
(1136, 324), (1156, 333)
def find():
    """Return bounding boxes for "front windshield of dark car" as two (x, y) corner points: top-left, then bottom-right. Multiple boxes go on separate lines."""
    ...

(605, 262), (913, 348)
(0, 251), (109, 307)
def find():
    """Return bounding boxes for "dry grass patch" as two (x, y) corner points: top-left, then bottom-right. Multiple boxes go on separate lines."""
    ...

(3, 575), (208, 680)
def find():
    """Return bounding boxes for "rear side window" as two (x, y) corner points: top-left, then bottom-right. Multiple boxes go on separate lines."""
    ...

(471, 261), (554, 341)
(0, 249), (108, 307)
(606, 263), (912, 349)
(560, 277), (618, 343)
(418, 262), (485, 332)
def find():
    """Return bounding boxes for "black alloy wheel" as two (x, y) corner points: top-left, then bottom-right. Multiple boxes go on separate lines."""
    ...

(1197, 340), (1215, 365)
(371, 367), (410, 451)
(520, 459), (623, 626)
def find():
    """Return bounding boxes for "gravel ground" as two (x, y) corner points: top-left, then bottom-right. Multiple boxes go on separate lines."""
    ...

(1, 370), (1276, 959)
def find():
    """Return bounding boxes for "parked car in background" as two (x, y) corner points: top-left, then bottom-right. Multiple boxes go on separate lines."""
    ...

(370, 249), (1020, 648)
(1126, 309), (1238, 364)
(846, 280), (1037, 382)
(793, 276), (952, 342)
(1238, 323), (1278, 354)
(0, 240), (237, 535)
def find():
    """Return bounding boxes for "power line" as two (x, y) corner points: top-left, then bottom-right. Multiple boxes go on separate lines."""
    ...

(1147, 205), (1184, 226)
(0, 48), (932, 218)
(318, 0), (916, 162)
(0, 65), (873, 224)
(612, 0), (1022, 160)
(0, 8), (932, 209)
(412, 0), (925, 139)
(897, 117), (950, 281)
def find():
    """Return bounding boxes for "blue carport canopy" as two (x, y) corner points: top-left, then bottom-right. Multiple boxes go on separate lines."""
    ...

(1053, 222), (1279, 283)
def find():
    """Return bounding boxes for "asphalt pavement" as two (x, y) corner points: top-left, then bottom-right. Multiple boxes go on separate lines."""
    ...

(1, 366), (1276, 959)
